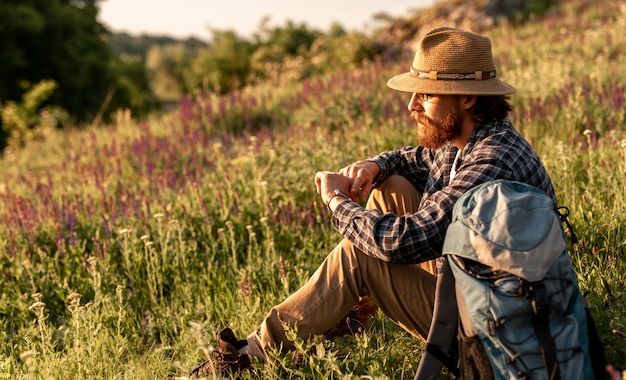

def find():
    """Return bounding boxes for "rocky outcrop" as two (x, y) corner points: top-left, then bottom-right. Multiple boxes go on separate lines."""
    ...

(373, 0), (535, 57)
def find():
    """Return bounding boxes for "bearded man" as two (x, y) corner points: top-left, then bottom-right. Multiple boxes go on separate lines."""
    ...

(190, 27), (557, 378)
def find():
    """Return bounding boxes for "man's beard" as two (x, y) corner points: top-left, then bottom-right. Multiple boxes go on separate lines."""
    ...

(411, 106), (463, 150)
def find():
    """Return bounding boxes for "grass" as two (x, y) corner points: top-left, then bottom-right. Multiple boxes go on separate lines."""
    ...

(0, 0), (624, 378)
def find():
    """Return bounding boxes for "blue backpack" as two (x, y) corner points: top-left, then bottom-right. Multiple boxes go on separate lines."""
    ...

(415, 180), (605, 380)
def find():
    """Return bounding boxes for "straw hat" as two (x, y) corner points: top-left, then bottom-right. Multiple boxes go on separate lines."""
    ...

(387, 27), (516, 95)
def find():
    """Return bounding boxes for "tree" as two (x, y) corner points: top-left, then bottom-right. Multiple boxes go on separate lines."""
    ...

(254, 18), (321, 56)
(0, 0), (116, 123)
(102, 56), (160, 125)
(146, 43), (198, 101)
(0, 80), (69, 150)
(187, 30), (253, 95)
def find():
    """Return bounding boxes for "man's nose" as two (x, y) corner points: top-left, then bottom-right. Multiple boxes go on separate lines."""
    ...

(407, 93), (424, 112)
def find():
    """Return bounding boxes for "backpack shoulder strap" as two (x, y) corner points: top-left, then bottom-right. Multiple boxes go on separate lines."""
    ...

(415, 259), (460, 379)
(528, 280), (562, 379)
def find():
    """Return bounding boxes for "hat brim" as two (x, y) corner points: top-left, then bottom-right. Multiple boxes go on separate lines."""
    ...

(387, 72), (516, 96)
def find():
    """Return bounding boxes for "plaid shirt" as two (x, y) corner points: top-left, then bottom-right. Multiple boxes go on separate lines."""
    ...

(331, 118), (556, 265)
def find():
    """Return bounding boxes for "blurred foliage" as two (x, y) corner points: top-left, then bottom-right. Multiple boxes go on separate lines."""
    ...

(516, 0), (558, 22)
(106, 32), (207, 59)
(0, 80), (69, 151)
(0, 0), (115, 122)
(106, 0), (558, 102)
(187, 30), (255, 95)
(0, 0), (158, 151)
(105, 56), (162, 125)
(0, 0), (557, 153)
(145, 43), (198, 102)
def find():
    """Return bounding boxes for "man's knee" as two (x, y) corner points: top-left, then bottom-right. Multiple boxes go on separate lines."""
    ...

(367, 175), (422, 214)
(375, 175), (416, 194)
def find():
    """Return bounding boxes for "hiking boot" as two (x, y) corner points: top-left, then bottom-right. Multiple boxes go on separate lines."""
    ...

(189, 328), (252, 378)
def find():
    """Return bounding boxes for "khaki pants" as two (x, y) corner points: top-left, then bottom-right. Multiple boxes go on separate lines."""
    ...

(248, 175), (437, 358)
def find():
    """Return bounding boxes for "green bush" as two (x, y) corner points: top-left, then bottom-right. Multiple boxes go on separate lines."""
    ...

(0, 79), (68, 152)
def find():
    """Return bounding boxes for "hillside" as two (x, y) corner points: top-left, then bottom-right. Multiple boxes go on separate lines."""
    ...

(0, 0), (624, 378)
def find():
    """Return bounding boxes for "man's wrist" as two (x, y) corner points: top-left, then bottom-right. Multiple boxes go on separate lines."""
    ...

(327, 189), (350, 212)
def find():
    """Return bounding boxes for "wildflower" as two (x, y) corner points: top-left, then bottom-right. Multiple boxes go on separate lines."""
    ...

(602, 279), (616, 305)
(555, 141), (565, 155)
(188, 321), (204, 330)
(19, 350), (35, 360)
(115, 285), (125, 301)
(240, 272), (252, 297)
(140, 235), (150, 241)
(280, 256), (287, 283)
(260, 217), (269, 224)
(260, 181), (268, 187)
(613, 329), (626, 338)
(85, 256), (97, 271)
(153, 213), (165, 220)
(583, 129), (593, 136)
(28, 302), (46, 311)
(118, 228), (131, 235)
(68, 293), (82, 311)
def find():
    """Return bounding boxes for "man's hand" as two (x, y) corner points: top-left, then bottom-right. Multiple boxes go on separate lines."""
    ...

(315, 171), (352, 207)
(339, 160), (380, 202)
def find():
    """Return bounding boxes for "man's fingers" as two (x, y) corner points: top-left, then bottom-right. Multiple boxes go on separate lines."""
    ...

(349, 174), (374, 202)
(351, 174), (364, 192)
(314, 171), (328, 194)
(359, 183), (373, 202)
(339, 167), (356, 179)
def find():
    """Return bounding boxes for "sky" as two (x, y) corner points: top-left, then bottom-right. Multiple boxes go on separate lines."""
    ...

(98, 0), (436, 40)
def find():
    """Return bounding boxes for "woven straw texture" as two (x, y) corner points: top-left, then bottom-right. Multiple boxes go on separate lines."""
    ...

(387, 27), (516, 95)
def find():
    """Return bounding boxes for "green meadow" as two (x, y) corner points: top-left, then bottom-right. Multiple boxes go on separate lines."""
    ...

(0, 0), (624, 378)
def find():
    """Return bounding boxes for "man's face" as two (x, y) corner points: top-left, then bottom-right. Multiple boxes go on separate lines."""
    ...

(408, 94), (463, 150)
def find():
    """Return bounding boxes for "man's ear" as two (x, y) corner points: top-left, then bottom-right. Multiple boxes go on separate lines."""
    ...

(460, 95), (478, 110)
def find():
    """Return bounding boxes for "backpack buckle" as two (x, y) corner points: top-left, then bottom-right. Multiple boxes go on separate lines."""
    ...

(529, 282), (551, 316)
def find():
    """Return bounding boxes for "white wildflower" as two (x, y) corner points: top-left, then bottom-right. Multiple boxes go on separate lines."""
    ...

(19, 350), (35, 360)
(28, 302), (46, 311)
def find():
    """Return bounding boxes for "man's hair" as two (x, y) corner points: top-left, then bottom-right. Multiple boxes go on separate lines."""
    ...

(469, 95), (512, 123)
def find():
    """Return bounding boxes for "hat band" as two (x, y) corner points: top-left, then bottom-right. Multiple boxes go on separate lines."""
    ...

(410, 66), (497, 81)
